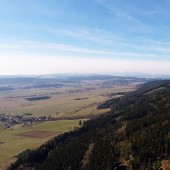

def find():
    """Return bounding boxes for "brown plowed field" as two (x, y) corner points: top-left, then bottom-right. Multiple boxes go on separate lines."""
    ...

(19, 130), (57, 138)
(0, 141), (4, 145)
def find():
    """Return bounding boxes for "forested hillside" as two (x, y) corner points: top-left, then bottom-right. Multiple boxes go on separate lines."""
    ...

(8, 80), (170, 170)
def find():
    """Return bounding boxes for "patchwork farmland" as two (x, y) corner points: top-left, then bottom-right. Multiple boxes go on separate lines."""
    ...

(0, 75), (146, 168)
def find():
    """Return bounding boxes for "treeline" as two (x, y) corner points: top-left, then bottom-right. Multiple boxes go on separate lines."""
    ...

(8, 80), (170, 170)
(26, 96), (51, 101)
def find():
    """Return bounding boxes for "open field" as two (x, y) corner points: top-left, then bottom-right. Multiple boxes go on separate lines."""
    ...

(0, 80), (141, 118)
(0, 119), (86, 169)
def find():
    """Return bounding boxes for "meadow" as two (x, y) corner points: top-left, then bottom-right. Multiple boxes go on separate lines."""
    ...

(0, 119), (86, 169)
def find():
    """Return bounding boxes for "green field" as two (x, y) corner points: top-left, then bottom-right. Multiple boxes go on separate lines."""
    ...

(0, 119), (86, 169)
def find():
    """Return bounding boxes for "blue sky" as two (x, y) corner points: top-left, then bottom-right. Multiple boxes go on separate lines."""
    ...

(0, 0), (170, 75)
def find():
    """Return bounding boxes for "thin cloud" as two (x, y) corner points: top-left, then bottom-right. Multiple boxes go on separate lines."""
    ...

(95, 0), (143, 24)
(95, 0), (157, 33)
(0, 41), (162, 59)
(52, 27), (170, 57)
(53, 28), (121, 46)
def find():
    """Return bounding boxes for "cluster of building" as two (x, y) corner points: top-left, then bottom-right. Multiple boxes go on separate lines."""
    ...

(0, 114), (50, 128)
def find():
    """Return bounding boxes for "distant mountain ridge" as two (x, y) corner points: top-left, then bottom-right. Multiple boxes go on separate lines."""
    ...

(0, 72), (170, 79)
(8, 80), (170, 170)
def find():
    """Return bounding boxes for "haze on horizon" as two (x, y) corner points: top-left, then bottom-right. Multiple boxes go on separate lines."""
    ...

(0, 0), (170, 75)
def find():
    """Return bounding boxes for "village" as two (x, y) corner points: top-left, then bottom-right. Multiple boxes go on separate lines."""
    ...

(0, 113), (51, 128)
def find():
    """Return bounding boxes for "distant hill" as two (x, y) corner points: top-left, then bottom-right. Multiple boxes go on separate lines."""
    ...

(0, 75), (147, 91)
(8, 80), (170, 170)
